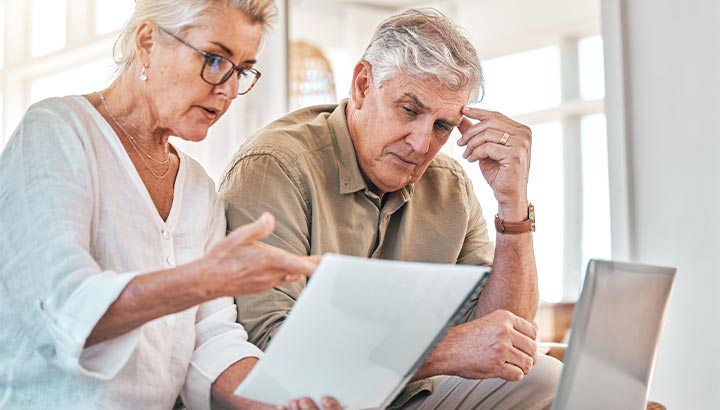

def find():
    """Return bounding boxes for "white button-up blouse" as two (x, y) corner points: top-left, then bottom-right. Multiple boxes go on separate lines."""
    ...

(0, 96), (262, 409)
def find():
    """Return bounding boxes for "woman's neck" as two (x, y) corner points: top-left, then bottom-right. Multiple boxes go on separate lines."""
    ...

(101, 76), (171, 155)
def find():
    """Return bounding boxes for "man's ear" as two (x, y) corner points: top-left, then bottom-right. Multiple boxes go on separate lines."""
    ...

(350, 61), (373, 109)
(135, 20), (156, 68)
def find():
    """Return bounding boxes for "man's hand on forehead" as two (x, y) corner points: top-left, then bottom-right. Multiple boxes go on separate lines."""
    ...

(456, 105), (532, 212)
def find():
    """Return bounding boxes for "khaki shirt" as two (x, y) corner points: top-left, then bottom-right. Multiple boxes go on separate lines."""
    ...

(220, 100), (494, 406)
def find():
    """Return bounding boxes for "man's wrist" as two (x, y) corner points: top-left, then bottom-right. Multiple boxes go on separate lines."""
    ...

(495, 203), (535, 235)
(496, 198), (529, 221)
(414, 327), (460, 380)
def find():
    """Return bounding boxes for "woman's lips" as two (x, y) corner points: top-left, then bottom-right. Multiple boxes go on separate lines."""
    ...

(197, 106), (219, 121)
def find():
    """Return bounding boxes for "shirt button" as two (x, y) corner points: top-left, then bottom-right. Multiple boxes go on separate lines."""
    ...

(161, 229), (170, 240)
(167, 256), (176, 266)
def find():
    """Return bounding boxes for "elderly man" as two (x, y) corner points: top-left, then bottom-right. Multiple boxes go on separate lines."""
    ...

(220, 8), (561, 409)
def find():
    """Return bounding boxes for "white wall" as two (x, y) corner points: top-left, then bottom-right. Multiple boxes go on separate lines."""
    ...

(456, 0), (600, 59)
(603, 0), (720, 407)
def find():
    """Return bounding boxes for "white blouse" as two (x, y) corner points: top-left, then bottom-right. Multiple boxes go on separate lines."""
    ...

(0, 96), (262, 410)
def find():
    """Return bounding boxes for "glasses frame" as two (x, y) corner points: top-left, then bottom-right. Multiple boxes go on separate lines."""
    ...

(158, 27), (261, 95)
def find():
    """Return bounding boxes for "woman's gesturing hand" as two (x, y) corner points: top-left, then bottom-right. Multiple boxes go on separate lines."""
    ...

(202, 212), (319, 296)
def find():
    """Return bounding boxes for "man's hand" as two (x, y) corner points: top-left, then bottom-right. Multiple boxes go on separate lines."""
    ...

(457, 107), (532, 220)
(414, 310), (538, 382)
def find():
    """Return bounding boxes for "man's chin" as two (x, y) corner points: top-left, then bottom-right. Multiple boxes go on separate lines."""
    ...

(375, 177), (416, 194)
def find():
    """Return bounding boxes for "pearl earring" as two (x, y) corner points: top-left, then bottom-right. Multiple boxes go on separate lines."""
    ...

(139, 67), (148, 81)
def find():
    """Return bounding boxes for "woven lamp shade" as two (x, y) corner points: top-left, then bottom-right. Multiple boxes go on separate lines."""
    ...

(289, 41), (337, 110)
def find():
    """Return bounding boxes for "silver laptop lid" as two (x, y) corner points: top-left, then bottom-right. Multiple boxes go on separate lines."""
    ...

(552, 260), (676, 410)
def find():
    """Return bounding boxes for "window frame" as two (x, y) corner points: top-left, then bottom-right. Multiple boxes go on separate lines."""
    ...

(0, 0), (121, 147)
(444, 34), (607, 302)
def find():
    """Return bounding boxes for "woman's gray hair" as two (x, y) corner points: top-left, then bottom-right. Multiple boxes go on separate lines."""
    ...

(113, 0), (276, 75)
(361, 8), (484, 102)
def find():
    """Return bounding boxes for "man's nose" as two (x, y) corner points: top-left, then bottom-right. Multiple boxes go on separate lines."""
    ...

(405, 124), (433, 154)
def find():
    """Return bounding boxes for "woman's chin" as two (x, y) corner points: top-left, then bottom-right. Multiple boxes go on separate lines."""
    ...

(175, 129), (210, 143)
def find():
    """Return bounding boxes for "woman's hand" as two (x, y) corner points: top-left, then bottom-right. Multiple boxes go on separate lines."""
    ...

(87, 213), (316, 346)
(279, 397), (342, 410)
(212, 358), (342, 410)
(201, 212), (319, 297)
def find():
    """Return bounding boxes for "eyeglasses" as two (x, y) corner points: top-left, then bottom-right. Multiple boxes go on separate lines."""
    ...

(159, 27), (261, 95)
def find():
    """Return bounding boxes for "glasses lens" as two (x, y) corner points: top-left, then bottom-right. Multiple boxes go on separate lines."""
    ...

(237, 69), (260, 95)
(202, 55), (234, 85)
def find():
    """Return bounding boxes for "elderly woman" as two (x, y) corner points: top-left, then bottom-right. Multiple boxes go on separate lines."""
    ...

(0, 1), (339, 409)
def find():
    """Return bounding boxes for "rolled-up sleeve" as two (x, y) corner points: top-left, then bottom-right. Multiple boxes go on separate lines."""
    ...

(180, 185), (264, 410)
(0, 105), (143, 379)
(181, 297), (264, 410)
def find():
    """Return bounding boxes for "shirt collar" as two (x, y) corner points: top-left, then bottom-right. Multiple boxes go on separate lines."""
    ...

(329, 99), (367, 194)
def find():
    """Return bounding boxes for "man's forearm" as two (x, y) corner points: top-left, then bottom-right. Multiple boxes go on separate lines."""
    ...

(475, 231), (538, 321)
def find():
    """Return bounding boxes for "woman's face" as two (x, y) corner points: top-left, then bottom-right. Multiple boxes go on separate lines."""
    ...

(144, 5), (264, 141)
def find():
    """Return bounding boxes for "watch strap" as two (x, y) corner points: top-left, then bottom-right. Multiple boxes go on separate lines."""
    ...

(494, 203), (535, 234)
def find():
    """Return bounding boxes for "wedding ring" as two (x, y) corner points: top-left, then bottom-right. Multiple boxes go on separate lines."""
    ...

(499, 132), (510, 146)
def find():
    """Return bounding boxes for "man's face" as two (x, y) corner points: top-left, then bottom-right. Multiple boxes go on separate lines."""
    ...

(349, 66), (471, 195)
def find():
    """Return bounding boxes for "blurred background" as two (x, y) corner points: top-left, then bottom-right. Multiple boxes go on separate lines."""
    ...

(1, 0), (718, 408)
(0, 0), (609, 305)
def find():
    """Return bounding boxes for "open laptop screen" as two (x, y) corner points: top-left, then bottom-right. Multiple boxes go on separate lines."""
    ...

(552, 260), (676, 410)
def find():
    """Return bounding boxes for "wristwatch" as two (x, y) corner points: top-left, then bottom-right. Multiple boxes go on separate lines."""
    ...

(494, 203), (535, 234)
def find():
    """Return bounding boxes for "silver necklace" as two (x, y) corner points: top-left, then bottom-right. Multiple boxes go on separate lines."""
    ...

(97, 92), (172, 179)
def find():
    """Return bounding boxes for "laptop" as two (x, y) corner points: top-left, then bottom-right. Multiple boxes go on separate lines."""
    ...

(551, 259), (676, 410)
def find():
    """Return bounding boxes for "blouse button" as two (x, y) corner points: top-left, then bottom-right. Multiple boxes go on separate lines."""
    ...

(161, 229), (170, 240)
(167, 256), (176, 266)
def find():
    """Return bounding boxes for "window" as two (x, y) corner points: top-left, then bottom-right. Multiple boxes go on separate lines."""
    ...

(0, 4), (4, 68)
(31, 0), (67, 57)
(95, 0), (135, 35)
(480, 46), (562, 115)
(30, 59), (115, 103)
(580, 113), (611, 270)
(579, 35), (605, 101)
(447, 37), (610, 302)
(0, 1), (133, 149)
(1, 0), (269, 183)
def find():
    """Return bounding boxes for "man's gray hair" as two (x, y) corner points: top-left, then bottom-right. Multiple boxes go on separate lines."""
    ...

(113, 0), (276, 76)
(361, 8), (484, 102)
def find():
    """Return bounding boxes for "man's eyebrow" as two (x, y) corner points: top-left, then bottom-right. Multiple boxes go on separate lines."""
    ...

(401, 93), (428, 110)
(401, 93), (462, 128)
(444, 117), (461, 128)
